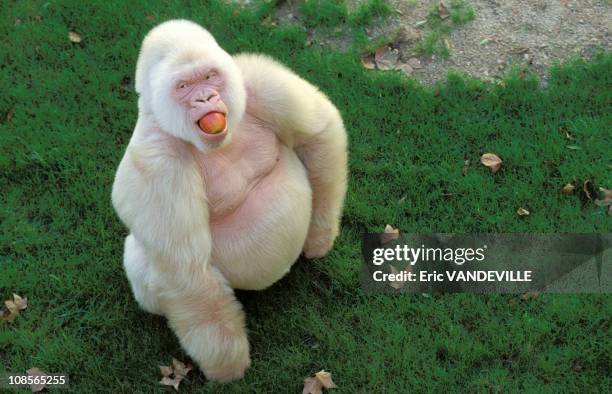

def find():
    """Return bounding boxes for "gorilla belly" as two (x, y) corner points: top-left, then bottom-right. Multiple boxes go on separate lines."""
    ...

(200, 128), (312, 290)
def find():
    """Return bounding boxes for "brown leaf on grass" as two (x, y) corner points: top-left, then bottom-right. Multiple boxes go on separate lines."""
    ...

(517, 207), (530, 216)
(160, 376), (181, 391)
(360, 53), (376, 70)
(12, 294), (28, 310)
(2, 294), (27, 322)
(374, 46), (399, 70)
(380, 224), (400, 244)
(438, 2), (450, 19)
(159, 358), (192, 391)
(302, 370), (337, 394)
(171, 358), (192, 378)
(480, 153), (502, 174)
(406, 57), (423, 69)
(68, 31), (82, 43)
(561, 183), (575, 194)
(160, 365), (173, 377)
(26, 367), (47, 392)
(5, 109), (14, 123)
(145, 15), (155, 21)
(1, 308), (16, 322)
(395, 63), (413, 75)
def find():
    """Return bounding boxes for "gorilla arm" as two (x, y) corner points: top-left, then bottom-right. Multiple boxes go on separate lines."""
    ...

(234, 54), (348, 258)
(111, 124), (250, 382)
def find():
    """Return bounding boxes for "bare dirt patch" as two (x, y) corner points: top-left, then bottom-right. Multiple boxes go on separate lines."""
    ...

(387, 0), (612, 85)
(257, 0), (612, 85)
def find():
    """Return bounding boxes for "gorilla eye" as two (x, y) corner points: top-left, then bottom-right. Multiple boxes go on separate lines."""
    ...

(178, 82), (188, 89)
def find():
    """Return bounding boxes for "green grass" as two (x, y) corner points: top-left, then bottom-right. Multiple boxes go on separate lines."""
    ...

(1, 0), (611, 392)
(299, 0), (391, 28)
(416, 0), (476, 57)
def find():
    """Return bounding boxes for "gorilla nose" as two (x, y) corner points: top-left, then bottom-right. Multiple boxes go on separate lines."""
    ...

(195, 92), (219, 104)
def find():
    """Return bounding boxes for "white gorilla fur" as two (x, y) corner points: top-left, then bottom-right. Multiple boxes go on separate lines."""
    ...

(112, 20), (348, 382)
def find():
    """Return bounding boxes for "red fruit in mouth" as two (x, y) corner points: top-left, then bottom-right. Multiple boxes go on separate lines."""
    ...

(197, 112), (226, 134)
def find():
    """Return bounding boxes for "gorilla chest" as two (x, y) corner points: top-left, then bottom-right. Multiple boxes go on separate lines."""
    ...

(198, 124), (282, 220)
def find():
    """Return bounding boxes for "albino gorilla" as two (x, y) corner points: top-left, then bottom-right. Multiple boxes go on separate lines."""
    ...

(112, 20), (348, 382)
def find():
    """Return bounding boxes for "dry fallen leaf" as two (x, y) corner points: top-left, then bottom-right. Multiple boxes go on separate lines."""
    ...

(561, 183), (575, 194)
(27, 367), (46, 392)
(517, 207), (530, 216)
(438, 2), (450, 19)
(374, 46), (399, 70)
(480, 153), (502, 174)
(12, 294), (28, 310)
(160, 376), (181, 391)
(159, 358), (192, 391)
(380, 224), (400, 244)
(406, 57), (422, 70)
(160, 365), (173, 377)
(395, 63), (413, 74)
(68, 31), (82, 43)
(2, 293), (27, 322)
(594, 187), (611, 208)
(360, 53), (376, 70)
(389, 265), (407, 290)
(171, 358), (192, 378)
(1, 308), (16, 322)
(303, 370), (337, 394)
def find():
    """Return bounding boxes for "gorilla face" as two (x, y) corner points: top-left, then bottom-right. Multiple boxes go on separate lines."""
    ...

(136, 20), (246, 152)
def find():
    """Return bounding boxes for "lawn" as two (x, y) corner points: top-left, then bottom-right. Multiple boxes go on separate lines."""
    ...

(1, 0), (611, 392)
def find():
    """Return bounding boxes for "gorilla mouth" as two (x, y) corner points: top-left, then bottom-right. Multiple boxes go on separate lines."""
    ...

(197, 111), (227, 135)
